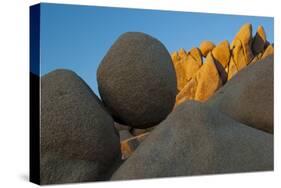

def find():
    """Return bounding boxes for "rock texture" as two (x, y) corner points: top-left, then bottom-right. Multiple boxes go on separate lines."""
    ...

(252, 25), (267, 55)
(121, 133), (150, 160)
(211, 40), (230, 83)
(41, 69), (121, 184)
(171, 48), (202, 91)
(212, 40), (231, 69)
(172, 23), (274, 105)
(231, 23), (254, 66)
(176, 53), (222, 105)
(114, 122), (130, 131)
(183, 48), (203, 81)
(261, 44), (274, 60)
(208, 55), (273, 133)
(97, 32), (177, 129)
(119, 130), (133, 141)
(130, 127), (154, 136)
(111, 101), (273, 180)
(199, 40), (216, 57)
(227, 57), (239, 80)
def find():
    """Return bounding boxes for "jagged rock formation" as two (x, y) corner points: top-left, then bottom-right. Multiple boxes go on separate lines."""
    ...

(171, 48), (202, 91)
(176, 53), (222, 104)
(172, 23), (274, 105)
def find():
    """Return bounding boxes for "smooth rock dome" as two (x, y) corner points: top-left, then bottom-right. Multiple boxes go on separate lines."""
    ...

(111, 101), (273, 180)
(208, 55), (273, 133)
(41, 69), (121, 184)
(97, 32), (177, 129)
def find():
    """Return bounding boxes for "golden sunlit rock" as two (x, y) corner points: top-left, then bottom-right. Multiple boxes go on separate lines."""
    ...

(199, 40), (216, 57)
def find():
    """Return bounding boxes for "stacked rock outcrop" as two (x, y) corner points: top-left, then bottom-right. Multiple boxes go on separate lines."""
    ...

(172, 23), (274, 105)
(40, 25), (273, 184)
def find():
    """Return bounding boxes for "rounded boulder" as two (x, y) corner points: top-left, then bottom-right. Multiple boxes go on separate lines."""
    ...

(111, 101), (273, 180)
(41, 69), (121, 184)
(97, 32), (177, 129)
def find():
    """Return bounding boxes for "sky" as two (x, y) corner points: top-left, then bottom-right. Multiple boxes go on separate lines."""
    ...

(39, 3), (274, 96)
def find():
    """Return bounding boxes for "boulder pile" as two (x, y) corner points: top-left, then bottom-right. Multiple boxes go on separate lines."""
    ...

(172, 24), (274, 105)
(40, 25), (273, 184)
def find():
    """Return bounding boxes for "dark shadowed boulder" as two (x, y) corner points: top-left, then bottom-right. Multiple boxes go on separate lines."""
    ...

(111, 101), (273, 180)
(41, 69), (121, 184)
(208, 55), (273, 133)
(252, 25), (267, 55)
(97, 32), (177, 129)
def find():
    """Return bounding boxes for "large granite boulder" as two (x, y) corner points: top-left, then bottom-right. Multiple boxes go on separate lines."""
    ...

(111, 101), (273, 180)
(41, 69), (121, 184)
(97, 32), (177, 129)
(208, 55), (273, 133)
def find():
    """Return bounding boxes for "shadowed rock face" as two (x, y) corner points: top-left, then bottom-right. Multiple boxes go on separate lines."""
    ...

(97, 32), (177, 129)
(252, 25), (267, 55)
(41, 69), (121, 184)
(208, 55), (273, 133)
(111, 101), (273, 180)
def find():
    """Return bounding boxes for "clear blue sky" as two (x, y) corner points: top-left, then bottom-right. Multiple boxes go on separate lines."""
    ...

(40, 3), (274, 96)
